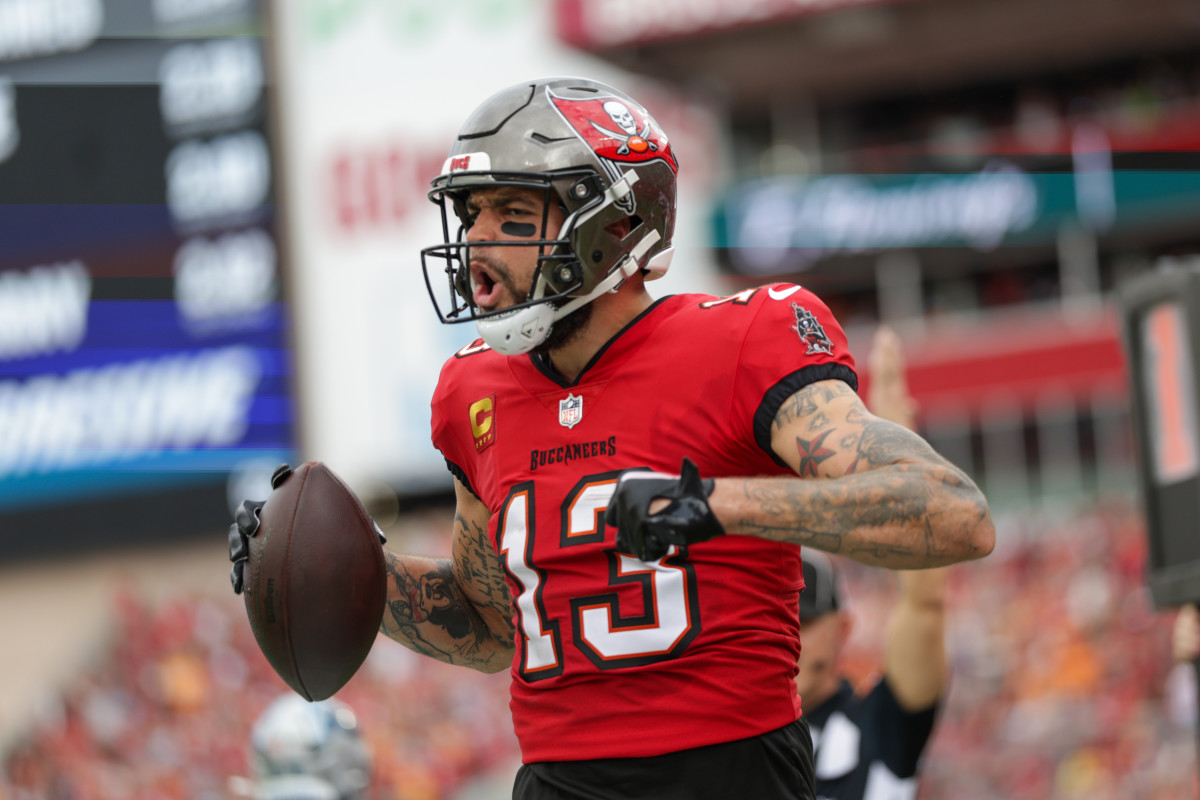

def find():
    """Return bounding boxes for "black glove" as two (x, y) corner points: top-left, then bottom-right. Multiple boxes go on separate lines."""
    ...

(228, 498), (263, 595)
(228, 463), (294, 594)
(606, 457), (725, 561)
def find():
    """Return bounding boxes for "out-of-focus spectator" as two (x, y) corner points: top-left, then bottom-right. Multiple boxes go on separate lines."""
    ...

(910, 501), (1192, 800)
(1166, 600), (1199, 800)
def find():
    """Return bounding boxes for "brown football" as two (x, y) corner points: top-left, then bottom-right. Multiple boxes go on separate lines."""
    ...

(241, 461), (386, 701)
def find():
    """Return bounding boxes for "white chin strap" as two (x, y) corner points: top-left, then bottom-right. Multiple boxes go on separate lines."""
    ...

(477, 231), (663, 356)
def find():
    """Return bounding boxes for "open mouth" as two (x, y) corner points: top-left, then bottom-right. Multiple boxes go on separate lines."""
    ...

(470, 262), (503, 309)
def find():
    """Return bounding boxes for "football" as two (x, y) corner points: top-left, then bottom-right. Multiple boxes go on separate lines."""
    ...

(241, 461), (387, 701)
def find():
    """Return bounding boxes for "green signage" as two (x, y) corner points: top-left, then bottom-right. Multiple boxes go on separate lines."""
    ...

(713, 161), (1200, 273)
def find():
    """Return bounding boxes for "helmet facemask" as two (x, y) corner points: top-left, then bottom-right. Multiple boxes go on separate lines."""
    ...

(421, 168), (596, 330)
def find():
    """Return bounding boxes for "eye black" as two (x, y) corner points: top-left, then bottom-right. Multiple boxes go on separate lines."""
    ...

(501, 222), (538, 237)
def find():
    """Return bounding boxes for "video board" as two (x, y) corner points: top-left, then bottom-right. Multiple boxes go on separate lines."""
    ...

(0, 0), (294, 556)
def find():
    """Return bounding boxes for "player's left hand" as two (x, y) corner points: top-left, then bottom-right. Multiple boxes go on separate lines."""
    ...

(606, 457), (725, 561)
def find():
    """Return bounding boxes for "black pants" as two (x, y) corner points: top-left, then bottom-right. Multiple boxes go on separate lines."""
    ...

(513, 717), (815, 800)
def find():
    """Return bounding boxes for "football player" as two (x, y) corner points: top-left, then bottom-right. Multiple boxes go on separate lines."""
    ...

(229, 693), (372, 800)
(232, 76), (994, 800)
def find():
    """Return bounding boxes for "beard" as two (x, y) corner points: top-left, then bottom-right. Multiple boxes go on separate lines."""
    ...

(496, 260), (593, 356)
(537, 300), (594, 354)
(473, 254), (595, 357)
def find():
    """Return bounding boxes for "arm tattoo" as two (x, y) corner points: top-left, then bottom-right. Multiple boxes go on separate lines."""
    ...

(452, 511), (515, 637)
(794, 429), (836, 477)
(746, 381), (992, 567)
(772, 389), (820, 431)
(377, 511), (515, 670)
(380, 555), (497, 668)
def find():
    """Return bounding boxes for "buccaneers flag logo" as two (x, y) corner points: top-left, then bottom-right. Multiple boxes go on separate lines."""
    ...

(550, 91), (678, 174)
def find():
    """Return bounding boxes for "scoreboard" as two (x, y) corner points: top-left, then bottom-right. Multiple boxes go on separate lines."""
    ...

(1119, 260), (1200, 609)
(0, 0), (294, 557)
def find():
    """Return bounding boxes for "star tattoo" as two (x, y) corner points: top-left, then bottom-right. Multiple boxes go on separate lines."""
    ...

(795, 429), (836, 477)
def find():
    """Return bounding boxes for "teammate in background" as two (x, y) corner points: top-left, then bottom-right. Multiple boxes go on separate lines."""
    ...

(798, 327), (949, 800)
(229, 693), (373, 800)
(231, 77), (994, 799)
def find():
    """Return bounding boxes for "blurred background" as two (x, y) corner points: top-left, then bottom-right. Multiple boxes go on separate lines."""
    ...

(1, 0), (1198, 797)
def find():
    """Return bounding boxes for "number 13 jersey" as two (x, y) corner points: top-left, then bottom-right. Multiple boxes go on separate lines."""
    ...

(430, 284), (858, 763)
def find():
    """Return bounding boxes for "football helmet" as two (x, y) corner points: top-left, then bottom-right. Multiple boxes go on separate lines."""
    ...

(249, 693), (371, 800)
(421, 77), (678, 355)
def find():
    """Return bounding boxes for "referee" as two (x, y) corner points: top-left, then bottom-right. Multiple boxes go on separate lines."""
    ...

(796, 327), (950, 800)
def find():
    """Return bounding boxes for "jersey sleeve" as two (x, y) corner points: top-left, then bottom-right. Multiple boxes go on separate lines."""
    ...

(429, 356), (481, 501)
(729, 283), (859, 469)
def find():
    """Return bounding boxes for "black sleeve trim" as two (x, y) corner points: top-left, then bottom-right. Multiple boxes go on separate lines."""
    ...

(753, 363), (859, 469)
(444, 457), (480, 501)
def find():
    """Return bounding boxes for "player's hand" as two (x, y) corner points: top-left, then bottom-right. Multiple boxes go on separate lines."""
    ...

(228, 496), (263, 595)
(606, 457), (725, 561)
(228, 463), (387, 594)
(227, 464), (295, 594)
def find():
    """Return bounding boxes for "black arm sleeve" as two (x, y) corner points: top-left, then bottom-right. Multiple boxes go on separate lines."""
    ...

(866, 677), (940, 778)
(752, 362), (859, 469)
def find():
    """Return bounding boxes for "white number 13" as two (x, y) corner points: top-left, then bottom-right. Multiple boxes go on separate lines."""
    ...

(497, 472), (701, 681)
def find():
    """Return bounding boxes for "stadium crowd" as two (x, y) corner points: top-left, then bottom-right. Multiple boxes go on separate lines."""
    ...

(837, 497), (1196, 799)
(1, 500), (1196, 800)
(0, 510), (521, 800)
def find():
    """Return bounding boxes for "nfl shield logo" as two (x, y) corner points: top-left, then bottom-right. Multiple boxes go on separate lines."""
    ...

(559, 393), (583, 429)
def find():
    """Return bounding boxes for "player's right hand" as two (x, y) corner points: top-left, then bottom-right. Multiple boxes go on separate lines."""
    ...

(227, 463), (388, 594)
(227, 463), (292, 594)
(228, 499), (265, 595)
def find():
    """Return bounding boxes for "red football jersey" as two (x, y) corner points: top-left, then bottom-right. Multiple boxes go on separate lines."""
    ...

(430, 284), (858, 763)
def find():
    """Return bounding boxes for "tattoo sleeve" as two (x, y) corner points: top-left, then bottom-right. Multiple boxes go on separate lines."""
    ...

(377, 510), (515, 673)
(721, 380), (994, 568)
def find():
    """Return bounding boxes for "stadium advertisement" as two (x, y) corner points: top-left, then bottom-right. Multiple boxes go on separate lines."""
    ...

(713, 162), (1200, 274)
(0, 0), (294, 552)
(555, 0), (911, 49)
